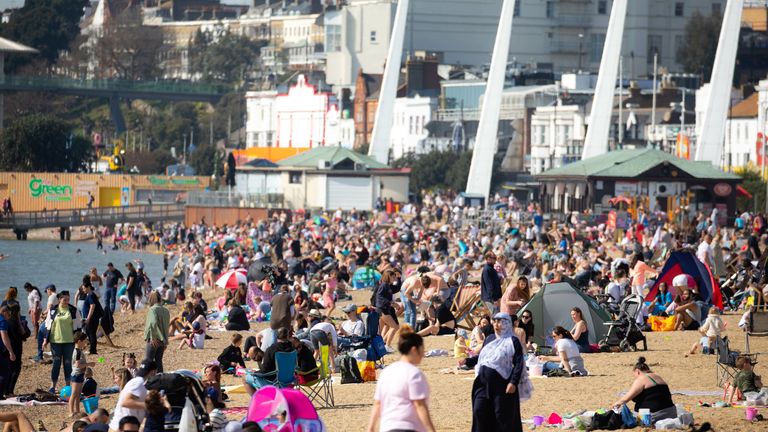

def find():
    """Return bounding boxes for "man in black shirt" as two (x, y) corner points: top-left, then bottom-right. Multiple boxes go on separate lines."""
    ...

(418, 296), (456, 336)
(244, 327), (294, 395)
(125, 263), (139, 312)
(102, 262), (124, 315)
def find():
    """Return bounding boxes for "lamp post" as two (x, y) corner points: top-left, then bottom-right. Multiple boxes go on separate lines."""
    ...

(578, 33), (584, 72)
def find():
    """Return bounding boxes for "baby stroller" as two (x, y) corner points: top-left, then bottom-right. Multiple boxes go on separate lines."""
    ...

(145, 370), (210, 432)
(248, 385), (326, 432)
(599, 295), (647, 352)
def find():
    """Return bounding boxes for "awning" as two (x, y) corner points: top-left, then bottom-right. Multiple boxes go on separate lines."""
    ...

(737, 185), (753, 199)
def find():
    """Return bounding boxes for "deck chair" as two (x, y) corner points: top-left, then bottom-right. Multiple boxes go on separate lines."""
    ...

(253, 350), (298, 389)
(298, 344), (334, 408)
(451, 284), (483, 331)
(745, 305), (768, 353)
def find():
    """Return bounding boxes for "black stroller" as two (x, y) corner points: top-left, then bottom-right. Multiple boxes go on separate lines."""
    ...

(145, 370), (210, 432)
(599, 295), (648, 352)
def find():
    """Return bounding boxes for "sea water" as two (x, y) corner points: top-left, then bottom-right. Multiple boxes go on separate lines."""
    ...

(0, 240), (166, 311)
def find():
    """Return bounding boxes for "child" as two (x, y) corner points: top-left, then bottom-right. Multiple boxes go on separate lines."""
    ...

(123, 352), (138, 377)
(217, 334), (247, 373)
(69, 332), (94, 416)
(454, 330), (469, 359)
(690, 307), (725, 354)
(144, 389), (171, 431)
(118, 295), (131, 315)
(727, 355), (764, 402)
(322, 270), (338, 318)
(82, 368), (98, 399)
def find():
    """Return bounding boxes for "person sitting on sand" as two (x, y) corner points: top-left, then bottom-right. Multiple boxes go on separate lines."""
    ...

(218, 334), (247, 373)
(570, 307), (590, 353)
(417, 296), (456, 337)
(203, 364), (225, 409)
(690, 307), (725, 355)
(612, 357), (677, 424)
(470, 316), (490, 352)
(673, 289), (701, 331)
(648, 282), (673, 316)
(225, 299), (250, 331)
(538, 326), (588, 377)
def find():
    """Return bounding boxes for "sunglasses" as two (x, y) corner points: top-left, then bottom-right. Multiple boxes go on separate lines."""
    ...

(521, 315), (531, 319)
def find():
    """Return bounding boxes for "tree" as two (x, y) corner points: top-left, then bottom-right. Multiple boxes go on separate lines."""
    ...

(189, 144), (224, 178)
(677, 11), (723, 81)
(735, 165), (766, 213)
(0, 114), (93, 172)
(190, 29), (265, 84)
(199, 93), (246, 148)
(393, 150), (504, 195)
(0, 0), (87, 72)
(91, 8), (162, 80)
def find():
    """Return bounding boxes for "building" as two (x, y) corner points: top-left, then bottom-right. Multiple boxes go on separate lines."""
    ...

(245, 90), (278, 147)
(389, 95), (438, 159)
(274, 74), (337, 148)
(325, 0), (729, 88)
(0, 172), (209, 212)
(536, 148), (743, 217)
(235, 146), (410, 210)
(725, 92), (759, 168)
(530, 103), (586, 175)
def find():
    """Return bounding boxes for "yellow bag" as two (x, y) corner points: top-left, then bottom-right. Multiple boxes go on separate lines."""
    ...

(357, 360), (377, 382)
(649, 315), (676, 332)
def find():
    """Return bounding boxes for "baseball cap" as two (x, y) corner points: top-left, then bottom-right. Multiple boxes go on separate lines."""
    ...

(342, 304), (357, 313)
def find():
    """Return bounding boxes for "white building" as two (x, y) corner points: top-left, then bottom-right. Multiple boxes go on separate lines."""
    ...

(725, 92), (759, 168)
(245, 90), (278, 148)
(530, 104), (586, 175)
(326, 0), (725, 88)
(389, 95), (438, 159)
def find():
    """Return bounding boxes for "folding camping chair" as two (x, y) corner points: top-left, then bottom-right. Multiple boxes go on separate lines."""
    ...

(745, 304), (768, 353)
(715, 336), (758, 388)
(451, 284), (483, 331)
(251, 351), (298, 389)
(297, 344), (335, 408)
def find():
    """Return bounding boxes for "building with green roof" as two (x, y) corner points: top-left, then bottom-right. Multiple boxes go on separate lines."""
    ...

(235, 146), (409, 211)
(535, 148), (742, 217)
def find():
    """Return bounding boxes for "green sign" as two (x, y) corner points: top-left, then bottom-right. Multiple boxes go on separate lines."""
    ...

(29, 178), (73, 201)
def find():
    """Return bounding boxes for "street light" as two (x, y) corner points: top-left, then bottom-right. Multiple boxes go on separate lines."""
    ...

(578, 33), (584, 72)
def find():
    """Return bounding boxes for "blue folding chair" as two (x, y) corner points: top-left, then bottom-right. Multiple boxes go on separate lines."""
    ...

(251, 350), (298, 389)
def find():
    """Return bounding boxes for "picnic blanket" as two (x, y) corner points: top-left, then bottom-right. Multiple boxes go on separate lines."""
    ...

(0, 398), (65, 406)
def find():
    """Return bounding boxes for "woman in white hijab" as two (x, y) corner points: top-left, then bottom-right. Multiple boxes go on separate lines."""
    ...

(471, 312), (525, 432)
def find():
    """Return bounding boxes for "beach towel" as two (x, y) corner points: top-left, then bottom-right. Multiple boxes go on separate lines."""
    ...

(649, 315), (676, 332)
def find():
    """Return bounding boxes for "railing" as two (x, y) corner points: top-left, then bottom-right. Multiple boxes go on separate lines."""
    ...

(0, 75), (232, 96)
(0, 204), (185, 230)
(186, 191), (284, 208)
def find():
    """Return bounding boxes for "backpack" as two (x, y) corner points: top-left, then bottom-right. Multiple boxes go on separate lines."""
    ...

(591, 410), (624, 430)
(339, 355), (363, 384)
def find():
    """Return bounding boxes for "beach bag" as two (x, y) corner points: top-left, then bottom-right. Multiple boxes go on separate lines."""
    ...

(339, 356), (363, 384)
(591, 410), (623, 430)
(358, 360), (377, 382)
(620, 404), (637, 428)
(367, 335), (387, 361)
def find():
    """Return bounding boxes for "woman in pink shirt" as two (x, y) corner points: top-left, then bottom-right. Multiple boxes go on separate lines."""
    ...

(500, 277), (531, 316)
(367, 328), (436, 432)
(629, 253), (657, 297)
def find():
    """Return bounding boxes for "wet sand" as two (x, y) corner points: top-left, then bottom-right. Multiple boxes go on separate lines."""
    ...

(6, 288), (768, 431)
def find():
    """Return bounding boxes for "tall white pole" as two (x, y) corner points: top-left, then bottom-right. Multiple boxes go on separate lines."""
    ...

(466, 0), (516, 204)
(581, 0), (628, 160)
(694, 0), (744, 164)
(618, 56), (623, 147)
(651, 52), (658, 146)
(368, 0), (410, 164)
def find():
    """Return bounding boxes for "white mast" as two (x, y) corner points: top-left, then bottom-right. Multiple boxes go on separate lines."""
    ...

(694, 0), (745, 164)
(581, 0), (628, 160)
(465, 0), (516, 203)
(367, 0), (410, 164)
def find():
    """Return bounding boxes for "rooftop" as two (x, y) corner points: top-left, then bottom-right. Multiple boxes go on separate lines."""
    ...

(537, 148), (740, 181)
(278, 146), (389, 169)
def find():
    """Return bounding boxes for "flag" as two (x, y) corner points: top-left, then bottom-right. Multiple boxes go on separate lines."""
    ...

(676, 133), (690, 160)
(757, 132), (764, 167)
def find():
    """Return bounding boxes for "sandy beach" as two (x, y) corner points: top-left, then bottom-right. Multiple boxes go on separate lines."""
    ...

(5, 287), (768, 431)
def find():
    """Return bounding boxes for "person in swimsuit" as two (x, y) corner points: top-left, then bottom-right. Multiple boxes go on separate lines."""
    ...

(570, 307), (590, 353)
(673, 289), (700, 331)
(612, 356), (677, 424)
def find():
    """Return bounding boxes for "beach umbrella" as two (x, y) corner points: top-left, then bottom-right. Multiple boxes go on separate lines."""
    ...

(247, 256), (274, 282)
(313, 216), (327, 226)
(216, 269), (248, 290)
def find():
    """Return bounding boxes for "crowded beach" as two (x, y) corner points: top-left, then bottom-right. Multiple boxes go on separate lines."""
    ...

(1, 193), (767, 431)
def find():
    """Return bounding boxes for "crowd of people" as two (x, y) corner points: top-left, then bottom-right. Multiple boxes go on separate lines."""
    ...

(5, 190), (768, 431)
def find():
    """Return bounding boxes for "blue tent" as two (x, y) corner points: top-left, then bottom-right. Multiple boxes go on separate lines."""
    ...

(351, 267), (381, 290)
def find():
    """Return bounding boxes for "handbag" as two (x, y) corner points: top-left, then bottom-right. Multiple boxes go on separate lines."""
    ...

(620, 404), (637, 428)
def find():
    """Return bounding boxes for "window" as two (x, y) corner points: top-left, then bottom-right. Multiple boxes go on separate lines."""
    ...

(674, 34), (683, 62)
(674, 2), (684, 17)
(514, 1), (521, 17)
(289, 171), (302, 184)
(326, 24), (341, 52)
(712, 3), (722, 15)
(647, 35), (662, 63)
(590, 33), (605, 63)
(597, 0), (607, 15)
(370, 31), (377, 43)
(546, 1), (555, 18)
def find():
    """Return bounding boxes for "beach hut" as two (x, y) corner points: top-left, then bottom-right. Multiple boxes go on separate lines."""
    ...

(519, 282), (611, 346)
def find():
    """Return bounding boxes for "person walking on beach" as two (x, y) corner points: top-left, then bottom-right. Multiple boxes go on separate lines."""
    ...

(0, 304), (16, 399)
(471, 312), (524, 432)
(45, 291), (82, 393)
(367, 327), (436, 432)
(481, 252), (502, 314)
(125, 263), (139, 312)
(143, 292), (170, 373)
(82, 283), (103, 355)
(103, 262), (124, 315)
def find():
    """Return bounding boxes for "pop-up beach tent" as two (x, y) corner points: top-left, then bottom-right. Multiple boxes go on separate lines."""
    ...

(645, 250), (723, 309)
(518, 282), (611, 345)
